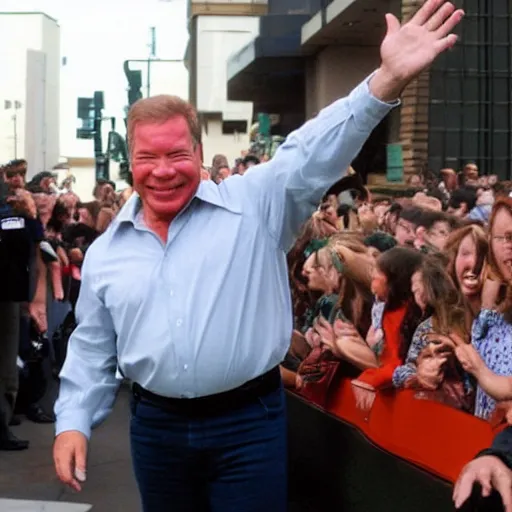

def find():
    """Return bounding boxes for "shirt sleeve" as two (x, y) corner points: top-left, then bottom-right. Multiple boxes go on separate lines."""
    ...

(477, 427), (512, 469)
(54, 246), (119, 439)
(242, 73), (399, 251)
(358, 307), (404, 389)
(25, 217), (44, 243)
(392, 318), (431, 388)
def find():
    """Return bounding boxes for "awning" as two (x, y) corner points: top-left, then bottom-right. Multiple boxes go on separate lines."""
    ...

(301, 0), (395, 50)
(226, 14), (309, 113)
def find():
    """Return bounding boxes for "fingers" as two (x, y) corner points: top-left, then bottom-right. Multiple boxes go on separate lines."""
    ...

(385, 13), (401, 36)
(54, 446), (82, 492)
(74, 445), (87, 488)
(494, 472), (512, 512)
(435, 9), (465, 38)
(431, 341), (453, 356)
(480, 474), (493, 497)
(54, 433), (88, 493)
(316, 316), (330, 328)
(449, 332), (467, 347)
(453, 470), (474, 508)
(33, 314), (48, 334)
(425, 1), (455, 31)
(453, 468), (491, 508)
(424, 333), (456, 349)
(411, 0), (445, 26)
(434, 34), (459, 54)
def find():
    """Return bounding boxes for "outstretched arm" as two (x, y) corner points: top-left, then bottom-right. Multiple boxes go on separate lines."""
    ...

(242, 0), (464, 250)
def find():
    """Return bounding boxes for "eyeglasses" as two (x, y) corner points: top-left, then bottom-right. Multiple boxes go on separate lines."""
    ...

(493, 233), (512, 244)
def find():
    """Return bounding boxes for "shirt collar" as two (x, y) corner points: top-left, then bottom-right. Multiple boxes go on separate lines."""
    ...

(113, 180), (242, 231)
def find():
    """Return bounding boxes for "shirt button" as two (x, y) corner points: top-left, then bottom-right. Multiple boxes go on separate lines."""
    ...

(170, 290), (174, 297)
(176, 319), (182, 327)
(184, 364), (188, 371)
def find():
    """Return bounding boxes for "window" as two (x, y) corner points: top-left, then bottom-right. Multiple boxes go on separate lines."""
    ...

(222, 120), (248, 135)
(428, 0), (512, 178)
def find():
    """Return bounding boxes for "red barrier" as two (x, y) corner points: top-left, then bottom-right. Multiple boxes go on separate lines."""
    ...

(295, 377), (498, 483)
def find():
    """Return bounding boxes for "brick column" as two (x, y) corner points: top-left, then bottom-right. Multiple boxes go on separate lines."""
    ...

(399, 0), (430, 178)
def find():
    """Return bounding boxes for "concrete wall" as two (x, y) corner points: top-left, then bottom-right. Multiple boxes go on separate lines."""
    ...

(41, 14), (61, 171)
(305, 45), (381, 118)
(0, 13), (60, 178)
(201, 116), (248, 167)
(195, 15), (259, 165)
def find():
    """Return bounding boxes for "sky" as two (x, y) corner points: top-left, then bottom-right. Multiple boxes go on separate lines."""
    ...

(1, 0), (189, 156)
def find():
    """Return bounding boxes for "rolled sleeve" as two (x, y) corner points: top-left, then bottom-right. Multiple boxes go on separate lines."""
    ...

(54, 247), (119, 439)
(243, 73), (399, 251)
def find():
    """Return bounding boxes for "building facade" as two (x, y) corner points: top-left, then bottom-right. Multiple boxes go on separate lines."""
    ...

(185, 0), (267, 166)
(0, 12), (60, 179)
(225, 0), (512, 182)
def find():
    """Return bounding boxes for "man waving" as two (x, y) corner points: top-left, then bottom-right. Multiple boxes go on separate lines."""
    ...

(54, 2), (464, 510)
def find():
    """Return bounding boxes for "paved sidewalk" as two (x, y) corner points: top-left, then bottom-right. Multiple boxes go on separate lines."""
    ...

(0, 388), (139, 512)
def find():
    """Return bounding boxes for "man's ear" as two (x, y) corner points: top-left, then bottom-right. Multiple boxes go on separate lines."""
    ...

(461, 202), (468, 215)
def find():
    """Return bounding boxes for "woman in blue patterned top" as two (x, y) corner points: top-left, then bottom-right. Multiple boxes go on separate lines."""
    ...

(470, 198), (512, 419)
(393, 256), (473, 411)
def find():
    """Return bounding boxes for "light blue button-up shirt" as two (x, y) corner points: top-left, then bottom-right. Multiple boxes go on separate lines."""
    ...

(55, 75), (398, 438)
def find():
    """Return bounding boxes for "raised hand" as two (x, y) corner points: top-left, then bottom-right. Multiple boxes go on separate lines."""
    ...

(370, 0), (465, 102)
(313, 316), (335, 347)
(416, 345), (448, 390)
(455, 343), (485, 377)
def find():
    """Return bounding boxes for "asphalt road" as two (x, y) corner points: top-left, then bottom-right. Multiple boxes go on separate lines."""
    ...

(0, 387), (139, 512)
(0, 386), (309, 512)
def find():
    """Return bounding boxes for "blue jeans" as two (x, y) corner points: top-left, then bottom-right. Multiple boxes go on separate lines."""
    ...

(130, 385), (287, 512)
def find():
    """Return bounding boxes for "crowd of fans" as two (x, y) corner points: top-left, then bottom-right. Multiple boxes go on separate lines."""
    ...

(280, 162), (512, 424)
(2, 151), (512, 505)
(0, 158), (133, 451)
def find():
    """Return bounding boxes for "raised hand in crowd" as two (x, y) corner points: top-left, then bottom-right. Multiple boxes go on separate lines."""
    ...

(453, 455), (512, 512)
(457, 343), (512, 404)
(455, 343), (486, 378)
(412, 344), (448, 390)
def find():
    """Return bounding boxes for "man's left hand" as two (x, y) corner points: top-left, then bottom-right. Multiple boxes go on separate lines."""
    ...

(370, 0), (465, 102)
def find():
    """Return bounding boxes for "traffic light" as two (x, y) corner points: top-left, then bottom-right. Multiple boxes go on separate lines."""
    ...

(75, 91), (111, 180)
(76, 97), (95, 139)
(76, 92), (104, 140)
(124, 61), (143, 107)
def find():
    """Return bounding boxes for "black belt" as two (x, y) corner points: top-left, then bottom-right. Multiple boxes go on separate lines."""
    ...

(132, 366), (281, 418)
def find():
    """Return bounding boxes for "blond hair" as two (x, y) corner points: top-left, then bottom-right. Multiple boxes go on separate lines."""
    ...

(127, 95), (201, 151)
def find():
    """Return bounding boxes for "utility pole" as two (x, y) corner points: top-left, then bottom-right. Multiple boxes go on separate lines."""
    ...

(12, 112), (17, 159)
(147, 26), (156, 98)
